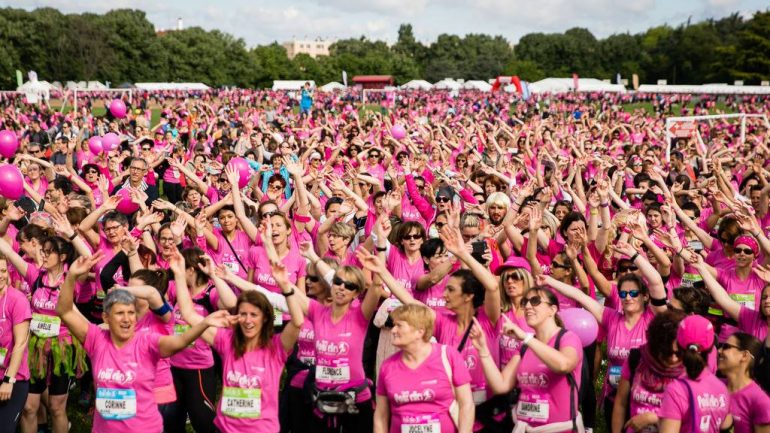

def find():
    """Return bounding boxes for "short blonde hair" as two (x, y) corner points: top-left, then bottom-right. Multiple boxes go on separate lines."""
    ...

(329, 222), (355, 244)
(390, 304), (435, 342)
(541, 211), (558, 239)
(486, 191), (511, 209)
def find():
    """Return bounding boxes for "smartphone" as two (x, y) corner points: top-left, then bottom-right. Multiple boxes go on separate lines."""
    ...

(471, 241), (488, 264)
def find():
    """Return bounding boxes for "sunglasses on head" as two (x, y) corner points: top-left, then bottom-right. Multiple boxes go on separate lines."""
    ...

(332, 276), (360, 292)
(402, 234), (423, 241)
(436, 196), (451, 203)
(734, 247), (755, 255)
(618, 290), (640, 299)
(520, 295), (551, 308)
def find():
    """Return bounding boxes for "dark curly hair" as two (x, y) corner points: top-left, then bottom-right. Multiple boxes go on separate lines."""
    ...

(648, 310), (686, 364)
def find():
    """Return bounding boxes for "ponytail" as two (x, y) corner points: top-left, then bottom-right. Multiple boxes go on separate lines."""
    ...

(682, 346), (708, 379)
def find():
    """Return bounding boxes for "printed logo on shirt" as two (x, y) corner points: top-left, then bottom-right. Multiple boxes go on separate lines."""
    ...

(97, 368), (136, 385)
(393, 389), (436, 404)
(516, 372), (549, 387)
(425, 297), (446, 308)
(256, 273), (276, 287)
(225, 370), (263, 389)
(696, 394), (728, 410)
(32, 298), (56, 311)
(315, 340), (349, 355)
(464, 354), (477, 371)
(298, 327), (315, 341)
(608, 346), (631, 359)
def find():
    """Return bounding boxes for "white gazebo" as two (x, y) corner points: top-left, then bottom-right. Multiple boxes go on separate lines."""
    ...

(271, 80), (315, 91)
(401, 79), (433, 90)
(462, 80), (492, 91)
(433, 79), (462, 91)
(320, 82), (346, 92)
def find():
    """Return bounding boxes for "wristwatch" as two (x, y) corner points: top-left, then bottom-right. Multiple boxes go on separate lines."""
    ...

(282, 288), (295, 297)
(2, 375), (16, 384)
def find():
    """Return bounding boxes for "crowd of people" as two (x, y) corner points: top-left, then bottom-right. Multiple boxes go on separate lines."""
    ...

(0, 86), (767, 433)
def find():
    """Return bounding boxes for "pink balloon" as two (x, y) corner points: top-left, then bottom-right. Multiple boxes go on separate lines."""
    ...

(0, 130), (18, 158)
(102, 133), (120, 152)
(227, 157), (251, 189)
(88, 136), (103, 155)
(344, 104), (354, 112)
(115, 188), (139, 214)
(109, 99), (127, 119)
(560, 308), (599, 347)
(0, 164), (24, 200)
(391, 124), (406, 140)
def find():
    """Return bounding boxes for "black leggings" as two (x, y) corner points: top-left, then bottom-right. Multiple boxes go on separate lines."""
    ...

(163, 182), (183, 204)
(309, 400), (373, 433)
(284, 386), (313, 433)
(0, 380), (28, 433)
(580, 343), (597, 429)
(165, 366), (217, 433)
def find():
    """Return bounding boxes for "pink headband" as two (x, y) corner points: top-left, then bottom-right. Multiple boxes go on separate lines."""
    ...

(734, 235), (759, 255)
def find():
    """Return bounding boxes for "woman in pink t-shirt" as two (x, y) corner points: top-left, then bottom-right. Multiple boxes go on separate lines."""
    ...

(57, 252), (233, 433)
(659, 315), (731, 433)
(375, 304), (474, 433)
(0, 257), (32, 431)
(717, 332), (770, 433)
(470, 287), (585, 433)
(174, 253), (303, 433)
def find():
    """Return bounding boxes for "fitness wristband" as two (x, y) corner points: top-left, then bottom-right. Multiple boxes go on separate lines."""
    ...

(151, 302), (173, 316)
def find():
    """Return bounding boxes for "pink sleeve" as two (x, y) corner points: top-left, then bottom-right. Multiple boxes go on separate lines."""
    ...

(659, 381), (687, 421)
(24, 263), (40, 287)
(458, 188), (479, 205)
(84, 322), (101, 355)
(405, 174), (435, 223)
(447, 345), (472, 387)
(10, 292), (31, 325)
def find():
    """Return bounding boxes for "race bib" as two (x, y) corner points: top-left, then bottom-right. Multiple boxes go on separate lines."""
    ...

(0, 347), (7, 367)
(472, 388), (487, 405)
(30, 313), (61, 338)
(223, 262), (240, 273)
(96, 388), (137, 420)
(174, 324), (195, 347)
(96, 290), (106, 301)
(680, 273), (702, 288)
(517, 399), (550, 421)
(273, 308), (283, 327)
(730, 293), (755, 310)
(401, 414), (441, 433)
(221, 387), (262, 419)
(299, 356), (315, 366)
(608, 365), (622, 387)
(317, 359), (350, 383)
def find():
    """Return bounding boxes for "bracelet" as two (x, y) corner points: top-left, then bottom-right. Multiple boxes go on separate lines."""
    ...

(752, 231), (760, 238)
(600, 202), (609, 208)
(126, 251), (138, 258)
(650, 296), (668, 307)
(630, 252), (640, 262)
(68, 232), (78, 241)
(522, 333), (535, 346)
(151, 302), (173, 316)
(376, 246), (387, 252)
(282, 288), (295, 297)
(479, 353), (492, 359)
(675, 247), (684, 256)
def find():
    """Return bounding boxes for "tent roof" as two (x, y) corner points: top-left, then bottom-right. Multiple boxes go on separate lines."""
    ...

(134, 82), (211, 91)
(17, 80), (56, 92)
(271, 80), (315, 91)
(401, 79), (433, 90)
(462, 80), (492, 91)
(637, 84), (770, 95)
(319, 82), (345, 91)
(352, 75), (393, 83)
(528, 78), (626, 94)
(433, 79), (462, 90)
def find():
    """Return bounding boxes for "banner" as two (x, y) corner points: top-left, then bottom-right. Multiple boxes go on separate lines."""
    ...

(572, 73), (579, 92)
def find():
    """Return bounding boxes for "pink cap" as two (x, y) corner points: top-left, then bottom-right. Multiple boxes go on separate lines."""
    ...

(677, 315), (714, 353)
(494, 255), (531, 275)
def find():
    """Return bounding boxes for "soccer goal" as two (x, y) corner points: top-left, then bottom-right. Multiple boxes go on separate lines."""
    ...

(62, 88), (133, 112)
(664, 113), (770, 161)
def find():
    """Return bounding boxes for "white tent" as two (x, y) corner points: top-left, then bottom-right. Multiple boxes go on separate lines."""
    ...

(637, 84), (770, 95)
(528, 78), (626, 94)
(272, 80), (315, 91)
(401, 79), (433, 90)
(16, 80), (56, 102)
(320, 82), (346, 92)
(462, 80), (492, 91)
(134, 83), (210, 91)
(433, 79), (462, 90)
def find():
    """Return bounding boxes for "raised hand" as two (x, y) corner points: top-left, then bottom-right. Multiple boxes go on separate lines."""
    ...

(203, 309), (239, 328)
(69, 251), (104, 277)
(355, 247), (386, 273)
(170, 217), (188, 239)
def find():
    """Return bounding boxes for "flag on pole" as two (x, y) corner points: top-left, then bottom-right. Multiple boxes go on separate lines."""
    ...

(616, 73), (621, 85)
(572, 73), (579, 92)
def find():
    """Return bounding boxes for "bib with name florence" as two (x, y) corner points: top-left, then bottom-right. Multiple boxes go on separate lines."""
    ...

(316, 359), (350, 383)
(400, 414), (441, 433)
(30, 313), (61, 338)
(96, 388), (137, 420)
(0, 347), (7, 367)
(221, 387), (262, 418)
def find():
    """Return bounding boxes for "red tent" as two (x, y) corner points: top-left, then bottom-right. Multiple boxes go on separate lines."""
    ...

(352, 75), (394, 90)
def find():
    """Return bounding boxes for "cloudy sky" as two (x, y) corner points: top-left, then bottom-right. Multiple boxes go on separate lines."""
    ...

(5, 0), (768, 46)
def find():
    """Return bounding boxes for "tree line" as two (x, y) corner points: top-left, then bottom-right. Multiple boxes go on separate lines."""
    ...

(0, 7), (768, 89)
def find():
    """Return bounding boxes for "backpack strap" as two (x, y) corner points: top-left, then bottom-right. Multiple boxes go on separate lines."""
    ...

(555, 328), (579, 433)
(192, 285), (215, 314)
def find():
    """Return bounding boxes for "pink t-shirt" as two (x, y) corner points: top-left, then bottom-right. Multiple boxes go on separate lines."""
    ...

(514, 330), (584, 429)
(414, 274), (450, 313)
(167, 284), (220, 369)
(731, 381), (770, 433)
(0, 287), (31, 380)
(660, 373), (730, 433)
(715, 268), (765, 341)
(620, 354), (684, 433)
(601, 308), (653, 401)
(25, 264), (73, 341)
(497, 310), (533, 368)
(738, 306), (768, 341)
(135, 312), (174, 399)
(211, 229), (253, 281)
(84, 323), (163, 433)
(288, 320), (315, 388)
(308, 299), (371, 402)
(376, 343), (472, 433)
(212, 330), (289, 433)
(433, 310), (497, 406)
(386, 248), (425, 295)
(248, 246), (307, 293)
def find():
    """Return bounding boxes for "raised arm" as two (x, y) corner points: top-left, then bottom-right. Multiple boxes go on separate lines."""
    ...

(168, 250), (217, 345)
(269, 261), (305, 352)
(57, 252), (104, 343)
(226, 166), (259, 242)
(693, 257), (741, 321)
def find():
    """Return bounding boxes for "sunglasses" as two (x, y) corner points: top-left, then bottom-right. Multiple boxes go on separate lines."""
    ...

(415, 184), (425, 190)
(402, 234), (423, 241)
(85, 169), (99, 175)
(306, 275), (319, 283)
(269, 184), (284, 190)
(617, 265), (638, 273)
(332, 276), (360, 292)
(618, 290), (640, 299)
(734, 247), (755, 255)
(142, 147), (151, 151)
(436, 196), (451, 203)
(551, 262), (570, 270)
(504, 273), (524, 282)
(369, 154), (380, 158)
(520, 295), (551, 308)
(260, 210), (278, 218)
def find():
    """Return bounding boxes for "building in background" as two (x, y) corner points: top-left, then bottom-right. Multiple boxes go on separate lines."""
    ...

(282, 38), (333, 59)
